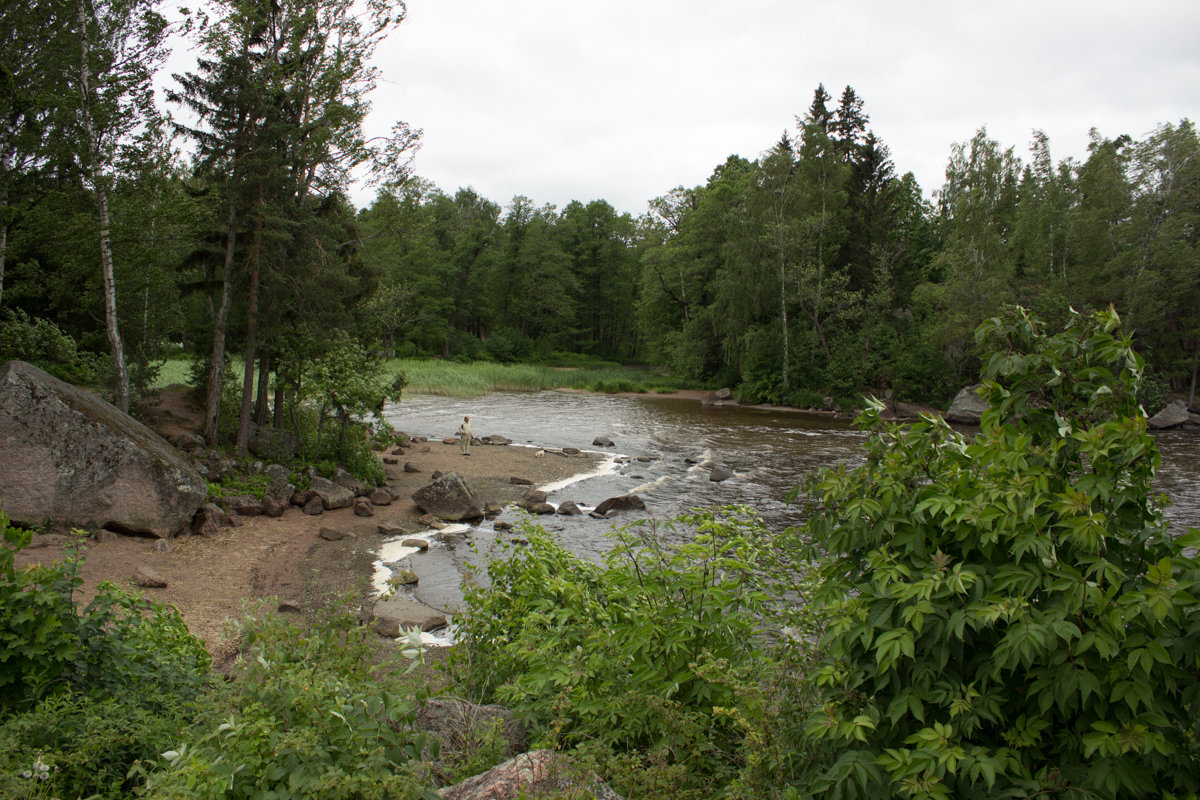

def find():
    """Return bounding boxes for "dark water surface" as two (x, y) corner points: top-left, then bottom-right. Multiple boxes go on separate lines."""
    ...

(383, 391), (1200, 558)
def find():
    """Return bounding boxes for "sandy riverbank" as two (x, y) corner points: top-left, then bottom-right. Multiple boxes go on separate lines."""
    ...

(14, 391), (601, 659)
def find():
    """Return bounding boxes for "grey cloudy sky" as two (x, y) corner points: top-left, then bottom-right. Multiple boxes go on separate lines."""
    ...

(359, 0), (1199, 215)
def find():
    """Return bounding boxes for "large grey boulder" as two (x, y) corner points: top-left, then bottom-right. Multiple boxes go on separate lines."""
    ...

(308, 474), (354, 510)
(0, 360), (206, 537)
(370, 594), (447, 636)
(412, 471), (483, 521)
(945, 384), (989, 425)
(438, 749), (623, 800)
(1148, 399), (1191, 430)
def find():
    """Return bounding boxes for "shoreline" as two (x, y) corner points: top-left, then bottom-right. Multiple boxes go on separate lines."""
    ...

(14, 433), (604, 656)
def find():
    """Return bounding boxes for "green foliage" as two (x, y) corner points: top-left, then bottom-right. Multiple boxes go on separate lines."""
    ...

(796, 307), (1200, 798)
(0, 308), (103, 385)
(138, 603), (433, 800)
(0, 510), (210, 799)
(452, 508), (812, 796)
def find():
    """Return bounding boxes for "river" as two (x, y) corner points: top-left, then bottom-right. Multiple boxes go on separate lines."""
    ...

(383, 391), (1200, 561)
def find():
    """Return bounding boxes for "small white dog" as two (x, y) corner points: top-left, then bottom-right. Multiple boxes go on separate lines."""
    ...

(534, 449), (545, 458)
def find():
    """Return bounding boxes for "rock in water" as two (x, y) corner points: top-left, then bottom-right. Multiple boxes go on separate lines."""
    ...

(0, 360), (206, 537)
(592, 494), (647, 516)
(1148, 399), (1191, 430)
(411, 471), (483, 521)
(945, 384), (989, 425)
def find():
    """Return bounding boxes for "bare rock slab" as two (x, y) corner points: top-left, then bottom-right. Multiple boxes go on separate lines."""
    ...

(370, 595), (447, 636)
(0, 360), (206, 537)
(438, 749), (623, 800)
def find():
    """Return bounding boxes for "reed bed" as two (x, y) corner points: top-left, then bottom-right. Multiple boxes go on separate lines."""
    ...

(153, 356), (689, 399)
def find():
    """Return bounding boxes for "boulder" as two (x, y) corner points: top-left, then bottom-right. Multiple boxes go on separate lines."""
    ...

(562, 447), (582, 455)
(378, 521), (408, 537)
(0, 360), (206, 537)
(1148, 399), (1191, 430)
(401, 537), (430, 550)
(370, 595), (447, 636)
(353, 497), (374, 517)
(515, 489), (549, 509)
(261, 496), (286, 518)
(592, 494), (646, 516)
(173, 431), (206, 452)
(557, 500), (583, 516)
(482, 434), (511, 445)
(301, 496), (324, 515)
(318, 527), (351, 541)
(412, 471), (484, 521)
(222, 495), (264, 517)
(404, 462), (421, 473)
(945, 384), (989, 425)
(332, 467), (366, 497)
(709, 465), (734, 482)
(437, 749), (623, 800)
(369, 487), (393, 506)
(592, 436), (615, 447)
(308, 475), (354, 510)
(247, 424), (301, 463)
(526, 502), (556, 515)
(191, 503), (224, 537)
(134, 565), (167, 588)
(509, 476), (534, 486)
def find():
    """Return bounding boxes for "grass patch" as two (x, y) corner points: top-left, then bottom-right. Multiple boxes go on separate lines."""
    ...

(385, 359), (692, 398)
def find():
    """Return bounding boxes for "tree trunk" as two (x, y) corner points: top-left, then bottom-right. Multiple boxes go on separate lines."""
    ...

(1189, 345), (1198, 411)
(273, 374), (286, 429)
(77, 0), (129, 413)
(0, 218), (7, 308)
(236, 203), (264, 455)
(205, 203), (238, 445)
(254, 352), (271, 425)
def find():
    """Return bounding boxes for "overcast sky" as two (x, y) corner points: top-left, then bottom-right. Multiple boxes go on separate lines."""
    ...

(359, 0), (1198, 216)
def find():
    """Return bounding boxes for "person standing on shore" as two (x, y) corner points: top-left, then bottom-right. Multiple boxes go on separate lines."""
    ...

(457, 415), (472, 455)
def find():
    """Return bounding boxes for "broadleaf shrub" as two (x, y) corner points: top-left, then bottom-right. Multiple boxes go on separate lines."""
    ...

(452, 508), (818, 797)
(796, 307), (1200, 798)
(138, 602), (434, 799)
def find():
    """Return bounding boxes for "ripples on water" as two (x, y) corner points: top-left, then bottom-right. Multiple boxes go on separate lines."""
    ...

(382, 391), (1200, 553)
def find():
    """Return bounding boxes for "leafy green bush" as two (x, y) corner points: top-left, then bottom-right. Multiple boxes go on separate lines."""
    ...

(0, 307), (103, 385)
(796, 307), (1200, 798)
(139, 603), (434, 800)
(0, 510), (210, 799)
(452, 509), (812, 797)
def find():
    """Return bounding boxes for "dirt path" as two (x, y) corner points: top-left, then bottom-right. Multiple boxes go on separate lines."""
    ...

(14, 389), (600, 660)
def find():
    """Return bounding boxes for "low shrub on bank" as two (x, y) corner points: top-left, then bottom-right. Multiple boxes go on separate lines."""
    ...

(450, 508), (821, 799)
(137, 603), (434, 800)
(0, 512), (211, 800)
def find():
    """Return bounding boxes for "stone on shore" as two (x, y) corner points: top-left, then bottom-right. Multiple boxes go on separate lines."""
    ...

(412, 471), (484, 521)
(370, 595), (447, 636)
(308, 475), (354, 510)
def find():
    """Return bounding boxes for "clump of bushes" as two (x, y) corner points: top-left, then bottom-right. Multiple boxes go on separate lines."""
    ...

(451, 508), (820, 798)
(0, 512), (210, 799)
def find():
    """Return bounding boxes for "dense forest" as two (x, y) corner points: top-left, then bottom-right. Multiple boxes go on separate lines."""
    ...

(2, 0), (1197, 428)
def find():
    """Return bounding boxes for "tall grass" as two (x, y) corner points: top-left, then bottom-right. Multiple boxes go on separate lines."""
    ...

(386, 359), (690, 398)
(153, 356), (691, 399)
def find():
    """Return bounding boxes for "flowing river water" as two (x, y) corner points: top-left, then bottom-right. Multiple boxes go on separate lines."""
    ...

(383, 390), (1200, 559)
